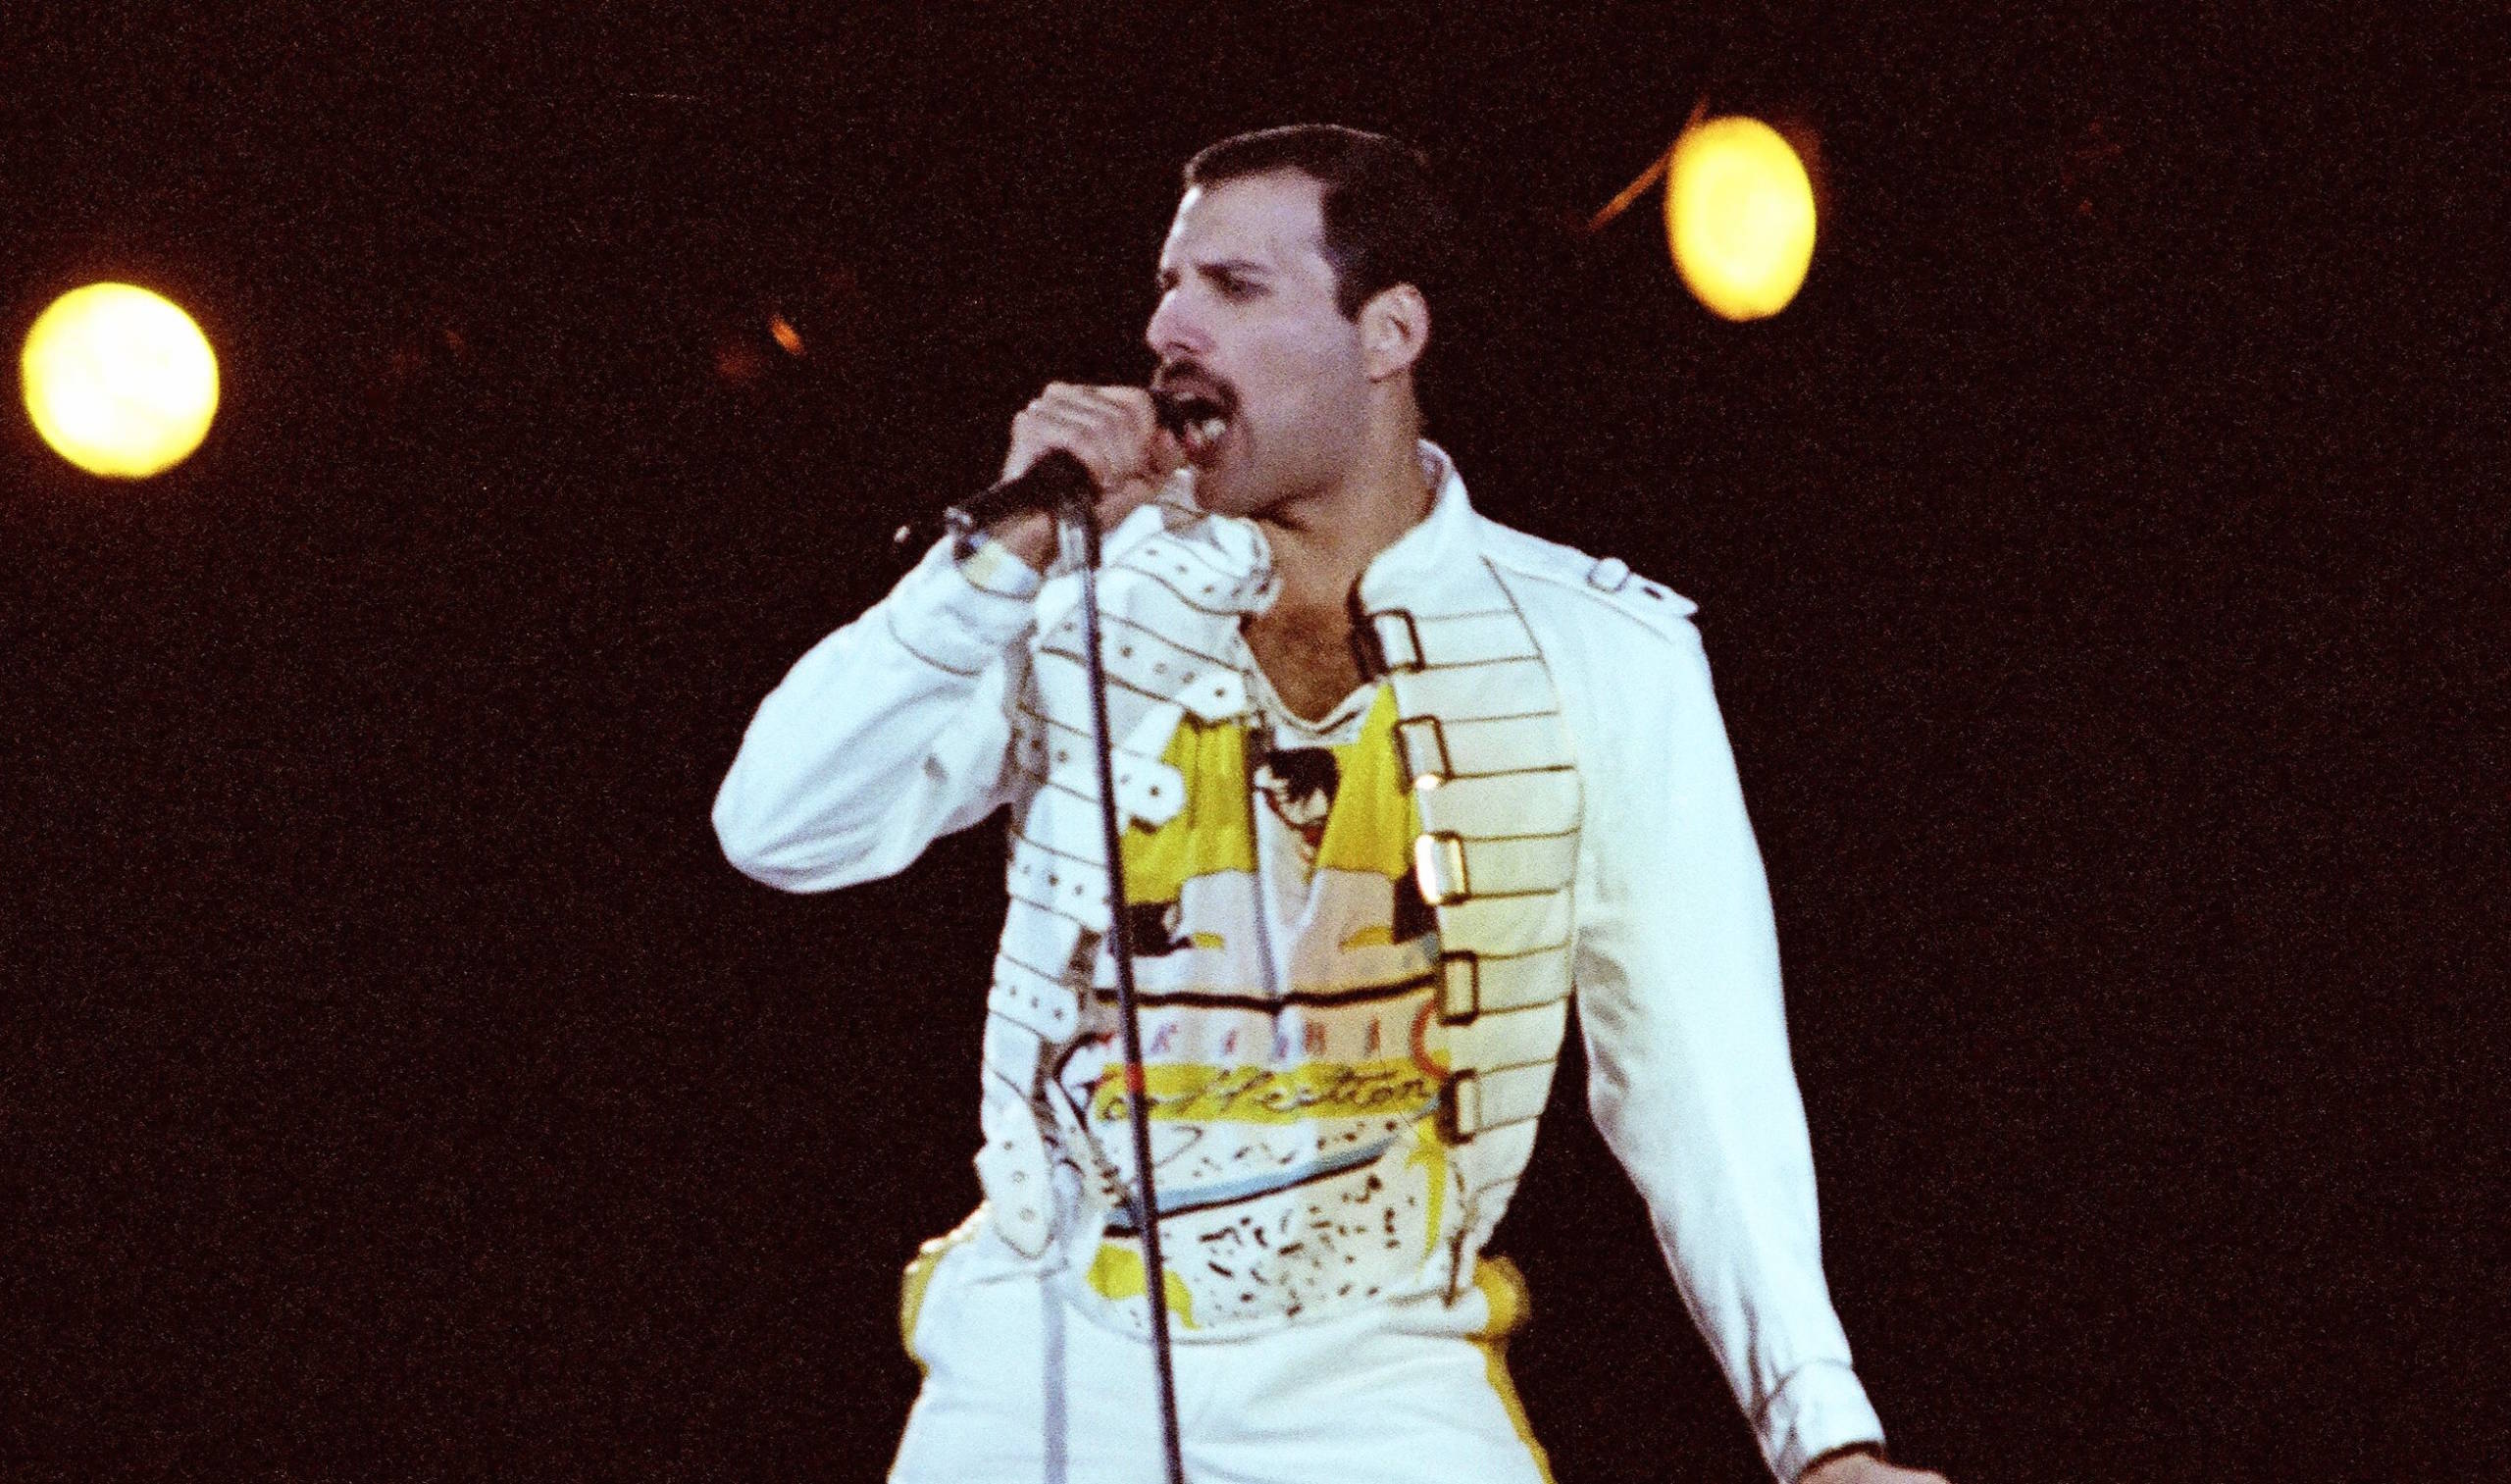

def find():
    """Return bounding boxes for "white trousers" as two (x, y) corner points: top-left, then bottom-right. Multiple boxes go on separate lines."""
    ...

(890, 1212), (1555, 1484)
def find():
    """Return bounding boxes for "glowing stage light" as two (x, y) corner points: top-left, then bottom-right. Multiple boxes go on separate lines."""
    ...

(21, 282), (220, 479)
(1665, 117), (1818, 322)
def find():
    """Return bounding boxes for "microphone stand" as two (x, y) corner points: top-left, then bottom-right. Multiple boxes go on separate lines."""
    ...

(1063, 486), (1189, 1484)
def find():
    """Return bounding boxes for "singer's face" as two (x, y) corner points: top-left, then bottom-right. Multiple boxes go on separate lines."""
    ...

(1145, 172), (1371, 517)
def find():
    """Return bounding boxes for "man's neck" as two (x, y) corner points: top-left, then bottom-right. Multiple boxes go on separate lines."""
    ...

(1250, 420), (1437, 614)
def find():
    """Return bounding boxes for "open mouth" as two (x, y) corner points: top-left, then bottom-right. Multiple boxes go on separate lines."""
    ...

(1178, 409), (1229, 464)
(1152, 369), (1234, 462)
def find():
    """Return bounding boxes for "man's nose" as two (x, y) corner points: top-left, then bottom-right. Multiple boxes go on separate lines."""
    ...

(1144, 292), (1208, 362)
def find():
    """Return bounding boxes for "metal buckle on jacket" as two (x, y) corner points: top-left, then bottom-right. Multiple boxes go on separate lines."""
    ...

(1412, 831), (1468, 906)
(1394, 715), (1451, 791)
(1438, 1070), (1481, 1142)
(1437, 952), (1481, 1026)
(1350, 601), (1424, 677)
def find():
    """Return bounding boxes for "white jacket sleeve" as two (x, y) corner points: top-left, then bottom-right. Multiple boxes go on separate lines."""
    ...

(1568, 614), (1886, 1482)
(712, 537), (1043, 893)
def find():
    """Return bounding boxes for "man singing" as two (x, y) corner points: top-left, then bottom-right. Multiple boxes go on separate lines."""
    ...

(715, 125), (1944, 1484)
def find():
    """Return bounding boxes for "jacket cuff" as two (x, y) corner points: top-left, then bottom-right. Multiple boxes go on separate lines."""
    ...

(1757, 1360), (1885, 1483)
(952, 531), (1047, 600)
(879, 536), (1041, 676)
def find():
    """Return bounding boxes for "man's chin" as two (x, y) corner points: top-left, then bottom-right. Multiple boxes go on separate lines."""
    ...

(1189, 469), (1263, 519)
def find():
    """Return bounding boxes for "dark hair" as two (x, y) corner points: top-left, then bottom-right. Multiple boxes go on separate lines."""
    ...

(1183, 125), (1457, 323)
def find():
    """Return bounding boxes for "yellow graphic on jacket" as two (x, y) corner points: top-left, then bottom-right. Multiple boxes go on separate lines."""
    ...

(1062, 686), (1464, 1328)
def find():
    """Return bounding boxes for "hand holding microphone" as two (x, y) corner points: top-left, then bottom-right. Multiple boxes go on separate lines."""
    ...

(978, 384), (1182, 569)
(904, 377), (1233, 568)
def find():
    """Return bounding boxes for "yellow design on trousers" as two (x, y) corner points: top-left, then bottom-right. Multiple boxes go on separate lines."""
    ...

(1470, 1254), (1557, 1483)
(1086, 1242), (1199, 1330)
(898, 1209), (987, 1373)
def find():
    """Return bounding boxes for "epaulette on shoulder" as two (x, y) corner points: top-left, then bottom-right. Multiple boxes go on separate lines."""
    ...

(1477, 518), (1700, 644)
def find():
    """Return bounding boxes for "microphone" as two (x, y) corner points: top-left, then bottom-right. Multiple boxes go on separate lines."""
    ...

(943, 450), (1096, 540)
(927, 387), (1230, 543)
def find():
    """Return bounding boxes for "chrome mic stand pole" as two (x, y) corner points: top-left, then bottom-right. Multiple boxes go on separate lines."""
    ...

(1065, 488), (1188, 1484)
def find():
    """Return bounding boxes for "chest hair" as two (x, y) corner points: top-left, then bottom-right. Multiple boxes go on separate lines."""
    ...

(1241, 603), (1368, 724)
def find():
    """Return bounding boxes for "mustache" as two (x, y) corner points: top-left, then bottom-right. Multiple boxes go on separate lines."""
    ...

(1152, 361), (1237, 417)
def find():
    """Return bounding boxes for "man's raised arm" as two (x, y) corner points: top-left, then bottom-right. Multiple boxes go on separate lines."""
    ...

(712, 535), (1043, 893)
(716, 381), (1183, 893)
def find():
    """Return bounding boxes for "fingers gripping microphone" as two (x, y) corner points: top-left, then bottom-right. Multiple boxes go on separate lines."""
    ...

(937, 388), (1228, 540)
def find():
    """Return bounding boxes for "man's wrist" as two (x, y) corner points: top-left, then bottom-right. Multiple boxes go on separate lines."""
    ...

(957, 509), (1057, 575)
(1797, 1442), (1885, 1482)
(952, 525), (1049, 598)
(1757, 1359), (1886, 1482)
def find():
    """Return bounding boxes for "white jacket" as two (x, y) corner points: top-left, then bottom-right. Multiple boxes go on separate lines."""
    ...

(715, 444), (1886, 1481)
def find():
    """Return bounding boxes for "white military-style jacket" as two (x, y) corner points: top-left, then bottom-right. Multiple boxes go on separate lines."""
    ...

(714, 443), (1886, 1480)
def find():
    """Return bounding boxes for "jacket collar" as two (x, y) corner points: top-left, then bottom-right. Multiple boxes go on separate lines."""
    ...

(1353, 439), (1489, 617)
(1146, 439), (1486, 622)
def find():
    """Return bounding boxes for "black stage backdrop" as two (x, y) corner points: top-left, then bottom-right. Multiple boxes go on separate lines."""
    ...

(3, 7), (2496, 1482)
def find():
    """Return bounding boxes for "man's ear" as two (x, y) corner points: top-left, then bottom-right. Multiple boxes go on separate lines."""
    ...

(1358, 283), (1430, 382)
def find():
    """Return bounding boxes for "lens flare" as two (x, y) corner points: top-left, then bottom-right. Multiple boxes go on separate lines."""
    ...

(21, 282), (220, 479)
(1665, 118), (1818, 322)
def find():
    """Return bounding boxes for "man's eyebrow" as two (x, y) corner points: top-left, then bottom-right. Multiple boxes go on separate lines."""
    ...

(1158, 259), (1273, 285)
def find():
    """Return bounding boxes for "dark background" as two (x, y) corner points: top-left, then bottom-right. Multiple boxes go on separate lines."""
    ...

(4, 5), (2498, 1481)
